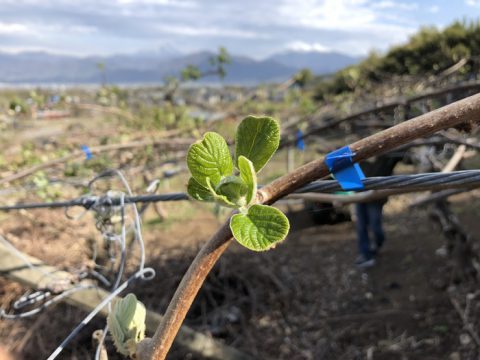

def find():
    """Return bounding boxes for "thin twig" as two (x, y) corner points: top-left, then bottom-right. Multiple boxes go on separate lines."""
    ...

(442, 144), (467, 173)
(449, 295), (480, 347)
(0, 138), (193, 186)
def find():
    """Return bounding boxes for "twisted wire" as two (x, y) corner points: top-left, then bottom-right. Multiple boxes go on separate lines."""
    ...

(298, 170), (480, 193)
(2, 170), (480, 211)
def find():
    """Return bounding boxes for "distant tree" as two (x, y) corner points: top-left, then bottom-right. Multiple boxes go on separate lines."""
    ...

(293, 68), (314, 89)
(163, 46), (231, 102)
(96, 62), (107, 86)
(163, 75), (180, 103)
(181, 65), (202, 81)
(208, 46), (231, 79)
(182, 46), (231, 81)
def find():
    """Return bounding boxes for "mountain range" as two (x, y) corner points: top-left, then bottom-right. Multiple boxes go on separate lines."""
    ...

(0, 49), (361, 85)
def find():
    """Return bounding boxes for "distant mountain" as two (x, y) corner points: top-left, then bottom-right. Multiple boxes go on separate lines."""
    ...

(0, 49), (360, 85)
(0, 47), (181, 84)
(269, 50), (362, 75)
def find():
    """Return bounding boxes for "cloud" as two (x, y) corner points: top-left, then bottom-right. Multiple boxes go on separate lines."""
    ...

(116, 0), (197, 6)
(0, 0), (473, 58)
(277, 0), (375, 31)
(154, 24), (267, 39)
(286, 41), (330, 52)
(466, 0), (479, 6)
(274, 0), (416, 54)
(275, 0), (414, 35)
(69, 25), (97, 34)
(0, 21), (97, 38)
(372, 1), (419, 10)
(0, 22), (29, 35)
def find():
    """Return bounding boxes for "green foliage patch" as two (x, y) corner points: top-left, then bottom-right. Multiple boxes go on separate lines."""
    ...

(187, 115), (290, 251)
(315, 20), (480, 100)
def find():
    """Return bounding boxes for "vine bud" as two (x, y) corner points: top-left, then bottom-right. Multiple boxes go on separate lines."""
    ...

(107, 293), (146, 357)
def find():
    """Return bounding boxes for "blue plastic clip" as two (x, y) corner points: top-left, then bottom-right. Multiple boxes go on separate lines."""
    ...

(295, 129), (305, 151)
(81, 145), (92, 161)
(324, 146), (365, 191)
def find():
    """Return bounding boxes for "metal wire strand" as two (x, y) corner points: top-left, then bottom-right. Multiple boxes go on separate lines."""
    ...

(2, 170), (480, 211)
(298, 170), (480, 193)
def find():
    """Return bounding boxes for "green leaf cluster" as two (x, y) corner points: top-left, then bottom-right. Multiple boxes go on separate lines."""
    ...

(187, 115), (289, 251)
(209, 46), (231, 79)
(181, 65), (202, 81)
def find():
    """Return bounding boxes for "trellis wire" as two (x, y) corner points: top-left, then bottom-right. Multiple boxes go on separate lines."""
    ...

(1, 284), (95, 319)
(298, 170), (480, 193)
(2, 170), (480, 212)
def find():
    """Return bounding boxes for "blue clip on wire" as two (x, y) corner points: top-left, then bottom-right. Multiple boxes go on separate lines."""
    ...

(81, 145), (93, 161)
(324, 146), (365, 191)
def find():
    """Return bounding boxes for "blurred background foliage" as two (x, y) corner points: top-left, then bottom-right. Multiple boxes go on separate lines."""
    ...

(313, 20), (480, 100)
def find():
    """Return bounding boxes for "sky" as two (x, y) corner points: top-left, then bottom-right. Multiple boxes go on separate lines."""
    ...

(0, 0), (479, 58)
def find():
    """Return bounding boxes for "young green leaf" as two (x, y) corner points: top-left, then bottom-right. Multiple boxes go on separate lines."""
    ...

(107, 293), (146, 357)
(235, 116), (280, 172)
(187, 177), (214, 202)
(230, 204), (290, 251)
(187, 132), (233, 187)
(237, 155), (257, 206)
(215, 175), (248, 207)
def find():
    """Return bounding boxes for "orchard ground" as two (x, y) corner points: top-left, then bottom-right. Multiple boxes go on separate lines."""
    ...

(1, 183), (479, 359)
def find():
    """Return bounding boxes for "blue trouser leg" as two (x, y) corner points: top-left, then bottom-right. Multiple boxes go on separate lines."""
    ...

(367, 202), (385, 248)
(355, 203), (372, 259)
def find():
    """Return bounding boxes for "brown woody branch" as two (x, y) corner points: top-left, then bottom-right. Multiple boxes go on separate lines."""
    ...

(137, 93), (480, 360)
(282, 80), (480, 148)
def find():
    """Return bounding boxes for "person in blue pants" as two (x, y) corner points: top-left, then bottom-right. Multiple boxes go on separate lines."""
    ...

(354, 156), (398, 268)
(355, 201), (385, 267)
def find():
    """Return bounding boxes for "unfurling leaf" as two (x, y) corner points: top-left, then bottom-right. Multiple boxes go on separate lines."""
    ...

(107, 293), (146, 357)
(187, 132), (233, 188)
(230, 204), (290, 251)
(206, 177), (237, 208)
(215, 175), (249, 207)
(235, 116), (280, 172)
(187, 177), (214, 202)
(237, 155), (257, 206)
